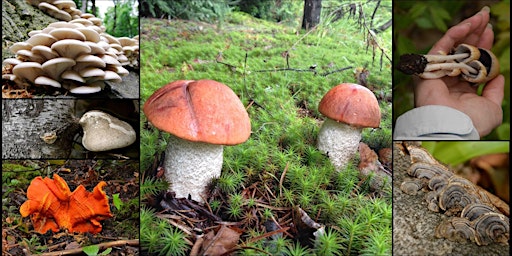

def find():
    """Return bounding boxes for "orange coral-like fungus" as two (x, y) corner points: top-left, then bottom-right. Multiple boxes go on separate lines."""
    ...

(20, 174), (112, 234)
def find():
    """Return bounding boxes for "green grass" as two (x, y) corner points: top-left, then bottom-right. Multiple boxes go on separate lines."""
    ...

(140, 7), (392, 255)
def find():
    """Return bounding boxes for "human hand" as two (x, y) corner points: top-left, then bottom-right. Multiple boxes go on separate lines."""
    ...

(413, 6), (504, 138)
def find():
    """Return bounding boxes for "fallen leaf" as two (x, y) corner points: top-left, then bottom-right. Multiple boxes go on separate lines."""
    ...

(201, 225), (241, 255)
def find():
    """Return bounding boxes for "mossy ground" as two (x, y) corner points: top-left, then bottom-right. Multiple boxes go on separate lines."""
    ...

(141, 8), (392, 255)
(2, 160), (139, 255)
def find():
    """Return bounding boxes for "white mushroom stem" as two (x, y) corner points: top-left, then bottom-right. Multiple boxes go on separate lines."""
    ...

(424, 53), (470, 63)
(317, 119), (362, 171)
(164, 135), (223, 202)
(424, 62), (478, 74)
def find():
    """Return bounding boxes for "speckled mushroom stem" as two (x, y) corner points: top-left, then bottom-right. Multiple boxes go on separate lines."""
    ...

(317, 119), (362, 171)
(163, 135), (223, 202)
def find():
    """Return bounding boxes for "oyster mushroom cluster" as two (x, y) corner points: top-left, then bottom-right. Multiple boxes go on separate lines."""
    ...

(27, 0), (100, 22)
(397, 44), (500, 84)
(25, 0), (139, 69)
(400, 145), (509, 246)
(2, 0), (139, 94)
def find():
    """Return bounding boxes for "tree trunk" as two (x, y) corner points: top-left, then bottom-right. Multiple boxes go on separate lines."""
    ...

(2, 100), (79, 159)
(81, 0), (87, 12)
(301, 0), (322, 30)
(91, 0), (96, 17)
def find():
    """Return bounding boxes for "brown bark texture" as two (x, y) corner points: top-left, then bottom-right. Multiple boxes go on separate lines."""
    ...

(2, 99), (79, 159)
(302, 0), (322, 30)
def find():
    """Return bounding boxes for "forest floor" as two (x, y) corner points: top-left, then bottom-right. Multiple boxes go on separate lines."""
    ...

(140, 8), (393, 255)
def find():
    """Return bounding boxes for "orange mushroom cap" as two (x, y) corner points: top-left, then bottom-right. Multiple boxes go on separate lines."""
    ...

(143, 79), (251, 145)
(20, 174), (112, 234)
(318, 83), (381, 128)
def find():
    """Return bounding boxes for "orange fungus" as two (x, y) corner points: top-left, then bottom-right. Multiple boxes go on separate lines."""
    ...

(20, 174), (112, 234)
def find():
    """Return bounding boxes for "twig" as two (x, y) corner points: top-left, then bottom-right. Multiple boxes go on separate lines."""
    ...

(319, 66), (353, 77)
(253, 67), (317, 74)
(279, 162), (289, 198)
(39, 239), (139, 256)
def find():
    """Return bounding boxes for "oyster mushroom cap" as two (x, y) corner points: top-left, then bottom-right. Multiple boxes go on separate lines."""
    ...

(38, 2), (72, 21)
(10, 42), (33, 53)
(51, 39), (91, 59)
(12, 62), (44, 83)
(49, 28), (86, 41)
(68, 84), (102, 94)
(79, 110), (136, 151)
(41, 57), (76, 80)
(35, 76), (61, 88)
(31, 45), (59, 60)
(27, 33), (58, 47)
(317, 83), (381, 171)
(61, 70), (85, 83)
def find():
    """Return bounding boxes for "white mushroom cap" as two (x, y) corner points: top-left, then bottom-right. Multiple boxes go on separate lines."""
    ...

(68, 84), (102, 94)
(49, 28), (86, 41)
(88, 17), (102, 26)
(31, 45), (59, 60)
(12, 62), (43, 83)
(80, 13), (95, 19)
(48, 21), (80, 29)
(51, 39), (91, 59)
(79, 67), (105, 77)
(3, 58), (22, 66)
(38, 2), (72, 21)
(79, 110), (136, 151)
(35, 76), (61, 88)
(27, 33), (57, 47)
(103, 70), (122, 83)
(16, 49), (45, 63)
(10, 42), (32, 53)
(42, 57), (76, 80)
(77, 27), (100, 42)
(61, 70), (85, 83)
(85, 41), (106, 55)
(53, 0), (77, 9)
(70, 18), (94, 27)
(75, 54), (106, 69)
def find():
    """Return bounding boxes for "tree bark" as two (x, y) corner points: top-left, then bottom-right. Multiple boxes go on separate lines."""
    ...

(2, 100), (79, 159)
(301, 0), (322, 30)
(81, 0), (87, 12)
(393, 143), (509, 255)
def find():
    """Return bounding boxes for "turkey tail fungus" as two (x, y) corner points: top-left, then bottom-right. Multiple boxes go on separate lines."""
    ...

(20, 174), (112, 234)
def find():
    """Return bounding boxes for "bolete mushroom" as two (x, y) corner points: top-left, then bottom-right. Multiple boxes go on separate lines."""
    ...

(79, 110), (136, 151)
(397, 44), (500, 84)
(143, 79), (251, 202)
(317, 83), (381, 171)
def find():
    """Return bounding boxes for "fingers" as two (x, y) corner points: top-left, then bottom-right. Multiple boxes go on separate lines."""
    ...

(429, 23), (471, 54)
(477, 23), (495, 49)
(429, 6), (491, 54)
(482, 74), (505, 106)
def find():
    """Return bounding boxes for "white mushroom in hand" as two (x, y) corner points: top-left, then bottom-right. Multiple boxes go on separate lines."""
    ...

(397, 44), (500, 84)
(143, 79), (251, 203)
(79, 110), (136, 151)
(317, 83), (381, 171)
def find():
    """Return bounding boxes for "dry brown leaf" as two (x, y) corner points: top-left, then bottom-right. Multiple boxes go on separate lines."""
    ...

(201, 225), (242, 255)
